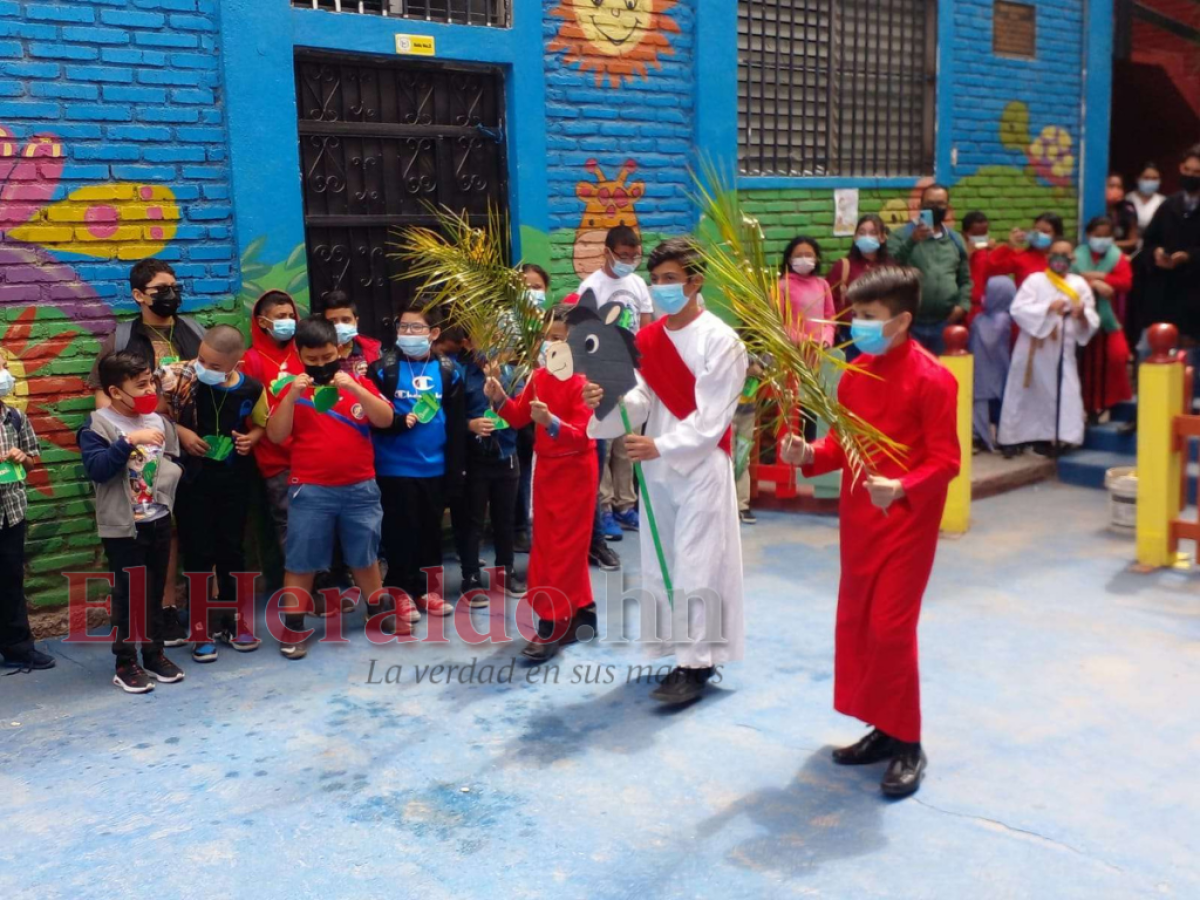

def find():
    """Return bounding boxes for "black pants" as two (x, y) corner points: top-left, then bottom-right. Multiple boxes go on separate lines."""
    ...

(0, 520), (33, 658)
(447, 491), (470, 569)
(378, 475), (443, 599)
(464, 454), (519, 579)
(103, 516), (172, 662)
(177, 468), (254, 637)
(591, 439), (607, 551)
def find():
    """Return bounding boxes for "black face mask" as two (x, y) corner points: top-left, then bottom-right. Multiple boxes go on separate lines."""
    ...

(145, 285), (181, 318)
(305, 361), (340, 386)
(1182, 174), (1200, 195)
(924, 206), (948, 227)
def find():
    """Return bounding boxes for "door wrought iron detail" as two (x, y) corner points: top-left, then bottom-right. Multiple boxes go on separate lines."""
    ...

(295, 52), (508, 339)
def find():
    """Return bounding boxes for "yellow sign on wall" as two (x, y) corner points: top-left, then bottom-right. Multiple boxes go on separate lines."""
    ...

(395, 34), (435, 57)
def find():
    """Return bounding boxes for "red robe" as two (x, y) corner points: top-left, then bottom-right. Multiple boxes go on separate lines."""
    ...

(499, 368), (597, 623)
(802, 338), (960, 743)
(1079, 253), (1134, 413)
(243, 301), (302, 479)
(987, 244), (1048, 287)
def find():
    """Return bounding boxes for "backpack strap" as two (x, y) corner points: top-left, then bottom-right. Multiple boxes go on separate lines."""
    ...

(113, 320), (134, 353)
(176, 315), (206, 346)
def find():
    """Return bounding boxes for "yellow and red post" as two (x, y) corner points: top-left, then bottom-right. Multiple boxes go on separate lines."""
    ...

(1136, 324), (1186, 569)
(940, 325), (973, 534)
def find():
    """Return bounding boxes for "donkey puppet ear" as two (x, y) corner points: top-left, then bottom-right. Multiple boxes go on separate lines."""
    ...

(602, 304), (623, 326)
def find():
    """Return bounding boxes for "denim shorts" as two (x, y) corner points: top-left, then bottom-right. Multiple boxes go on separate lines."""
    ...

(285, 479), (383, 574)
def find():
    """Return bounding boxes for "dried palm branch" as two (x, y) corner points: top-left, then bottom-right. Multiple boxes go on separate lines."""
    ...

(388, 204), (545, 377)
(691, 164), (907, 480)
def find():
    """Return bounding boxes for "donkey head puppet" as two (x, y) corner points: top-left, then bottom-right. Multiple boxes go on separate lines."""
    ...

(560, 289), (640, 420)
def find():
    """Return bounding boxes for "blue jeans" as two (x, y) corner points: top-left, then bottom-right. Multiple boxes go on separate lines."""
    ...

(285, 480), (383, 574)
(911, 320), (948, 356)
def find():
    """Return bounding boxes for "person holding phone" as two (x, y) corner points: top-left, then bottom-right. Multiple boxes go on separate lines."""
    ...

(892, 184), (973, 355)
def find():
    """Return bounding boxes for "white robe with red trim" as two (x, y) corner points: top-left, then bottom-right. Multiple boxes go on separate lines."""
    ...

(588, 310), (747, 668)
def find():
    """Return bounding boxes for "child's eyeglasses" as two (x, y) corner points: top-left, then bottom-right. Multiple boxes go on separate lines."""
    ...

(396, 324), (431, 334)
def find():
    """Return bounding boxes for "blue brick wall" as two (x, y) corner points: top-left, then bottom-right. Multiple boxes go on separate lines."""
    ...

(543, 0), (694, 289)
(0, 0), (234, 316)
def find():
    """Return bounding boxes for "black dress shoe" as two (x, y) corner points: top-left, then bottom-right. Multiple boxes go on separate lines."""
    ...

(649, 666), (713, 705)
(1, 648), (56, 670)
(522, 618), (565, 662)
(832, 729), (896, 766)
(881, 744), (927, 798)
(566, 604), (597, 644)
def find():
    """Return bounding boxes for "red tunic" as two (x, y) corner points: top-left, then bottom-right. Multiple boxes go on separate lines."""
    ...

(499, 368), (597, 623)
(987, 245), (1048, 287)
(1079, 253), (1134, 413)
(243, 322), (301, 479)
(802, 338), (960, 743)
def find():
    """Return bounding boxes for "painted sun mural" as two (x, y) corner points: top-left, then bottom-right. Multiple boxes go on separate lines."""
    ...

(549, 0), (680, 88)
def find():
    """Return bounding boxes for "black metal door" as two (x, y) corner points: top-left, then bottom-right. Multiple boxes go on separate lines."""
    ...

(295, 51), (508, 340)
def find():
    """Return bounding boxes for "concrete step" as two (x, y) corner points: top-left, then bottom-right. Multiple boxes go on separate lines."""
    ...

(1110, 400), (1137, 423)
(1059, 448), (1199, 504)
(1083, 422), (1137, 455)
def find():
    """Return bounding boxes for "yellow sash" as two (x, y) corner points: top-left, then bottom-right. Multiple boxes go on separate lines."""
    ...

(1024, 271), (1079, 388)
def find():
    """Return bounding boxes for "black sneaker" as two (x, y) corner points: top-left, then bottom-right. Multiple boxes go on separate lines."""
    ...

(503, 568), (527, 599)
(161, 608), (189, 647)
(113, 660), (154, 694)
(589, 543), (621, 571)
(280, 641), (309, 660)
(513, 531), (531, 554)
(739, 509), (757, 524)
(142, 653), (185, 684)
(649, 666), (713, 705)
(1, 648), (56, 670)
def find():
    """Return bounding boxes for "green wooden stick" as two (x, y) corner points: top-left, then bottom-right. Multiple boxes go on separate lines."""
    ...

(619, 398), (673, 607)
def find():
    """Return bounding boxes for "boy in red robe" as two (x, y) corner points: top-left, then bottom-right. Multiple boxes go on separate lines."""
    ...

(782, 266), (960, 797)
(486, 304), (598, 662)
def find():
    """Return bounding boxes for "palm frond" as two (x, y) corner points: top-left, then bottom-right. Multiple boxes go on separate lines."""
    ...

(691, 163), (907, 480)
(388, 204), (545, 375)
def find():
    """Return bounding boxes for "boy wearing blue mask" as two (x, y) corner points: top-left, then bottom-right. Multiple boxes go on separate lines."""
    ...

(322, 291), (382, 378)
(583, 238), (747, 705)
(368, 305), (466, 623)
(161, 326), (269, 662)
(781, 266), (960, 798)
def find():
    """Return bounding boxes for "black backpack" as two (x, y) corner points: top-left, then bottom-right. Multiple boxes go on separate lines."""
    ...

(113, 315), (206, 355)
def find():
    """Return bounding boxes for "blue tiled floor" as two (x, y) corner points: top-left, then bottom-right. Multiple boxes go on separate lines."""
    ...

(1, 482), (1197, 899)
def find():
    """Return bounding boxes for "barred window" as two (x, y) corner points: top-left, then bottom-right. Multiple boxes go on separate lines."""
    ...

(294, 0), (509, 27)
(738, 0), (937, 178)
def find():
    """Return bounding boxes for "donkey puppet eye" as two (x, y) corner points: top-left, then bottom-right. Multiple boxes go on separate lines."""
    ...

(585, 334), (600, 354)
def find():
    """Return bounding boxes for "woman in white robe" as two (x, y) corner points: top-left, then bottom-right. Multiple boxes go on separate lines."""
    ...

(998, 240), (1100, 449)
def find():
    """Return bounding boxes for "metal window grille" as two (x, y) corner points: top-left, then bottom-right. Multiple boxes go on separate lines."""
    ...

(738, 0), (937, 178)
(294, 0), (509, 28)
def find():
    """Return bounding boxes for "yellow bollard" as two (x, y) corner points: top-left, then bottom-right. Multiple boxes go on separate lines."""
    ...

(1136, 323), (1186, 569)
(940, 325), (973, 534)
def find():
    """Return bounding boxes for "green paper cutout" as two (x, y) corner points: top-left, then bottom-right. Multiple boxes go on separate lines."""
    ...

(484, 408), (510, 430)
(413, 391), (441, 424)
(0, 461), (26, 484)
(270, 373), (296, 396)
(203, 434), (234, 462)
(741, 376), (761, 402)
(142, 458), (158, 487)
(313, 385), (339, 413)
(734, 434), (754, 480)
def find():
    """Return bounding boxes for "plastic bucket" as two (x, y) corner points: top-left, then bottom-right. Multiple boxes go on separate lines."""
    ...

(1105, 467), (1137, 535)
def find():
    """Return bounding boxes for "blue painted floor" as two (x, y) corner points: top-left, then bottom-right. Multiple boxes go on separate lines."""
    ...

(2, 482), (1198, 899)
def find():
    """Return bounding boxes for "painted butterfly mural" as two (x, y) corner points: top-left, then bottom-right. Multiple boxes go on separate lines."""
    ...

(0, 123), (182, 497)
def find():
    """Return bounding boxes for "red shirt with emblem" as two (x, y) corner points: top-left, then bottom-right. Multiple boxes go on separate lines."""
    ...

(287, 375), (383, 486)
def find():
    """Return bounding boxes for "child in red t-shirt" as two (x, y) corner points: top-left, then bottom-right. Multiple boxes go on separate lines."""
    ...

(265, 318), (395, 658)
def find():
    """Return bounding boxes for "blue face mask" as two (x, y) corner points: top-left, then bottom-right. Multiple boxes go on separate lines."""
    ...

(397, 335), (432, 358)
(612, 259), (639, 279)
(1088, 236), (1114, 255)
(1029, 231), (1053, 251)
(651, 282), (691, 315)
(193, 361), (228, 387)
(528, 289), (547, 309)
(269, 318), (296, 341)
(1138, 179), (1160, 197)
(854, 235), (881, 255)
(334, 323), (358, 346)
(0, 368), (14, 398)
(849, 317), (896, 356)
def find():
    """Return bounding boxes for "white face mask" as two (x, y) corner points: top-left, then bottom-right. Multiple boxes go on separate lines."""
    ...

(0, 369), (14, 398)
(790, 257), (816, 276)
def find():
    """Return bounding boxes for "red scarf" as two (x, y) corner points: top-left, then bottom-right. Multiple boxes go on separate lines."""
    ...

(635, 319), (732, 456)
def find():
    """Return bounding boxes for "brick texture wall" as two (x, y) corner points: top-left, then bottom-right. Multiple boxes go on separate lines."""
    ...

(542, 0), (694, 297)
(0, 0), (235, 609)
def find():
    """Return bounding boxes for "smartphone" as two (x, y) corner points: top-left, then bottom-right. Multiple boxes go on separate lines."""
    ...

(918, 209), (934, 229)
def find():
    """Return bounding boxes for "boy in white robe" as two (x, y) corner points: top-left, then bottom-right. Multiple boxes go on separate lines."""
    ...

(583, 238), (747, 704)
(998, 238), (1100, 452)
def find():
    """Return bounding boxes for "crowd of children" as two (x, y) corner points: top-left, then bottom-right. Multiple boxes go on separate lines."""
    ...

(12, 165), (1196, 796)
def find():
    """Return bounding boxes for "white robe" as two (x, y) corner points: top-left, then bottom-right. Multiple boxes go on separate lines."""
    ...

(589, 310), (747, 668)
(998, 272), (1100, 447)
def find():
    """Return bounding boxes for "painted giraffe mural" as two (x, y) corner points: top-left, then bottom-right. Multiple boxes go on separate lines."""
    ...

(573, 158), (646, 280)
